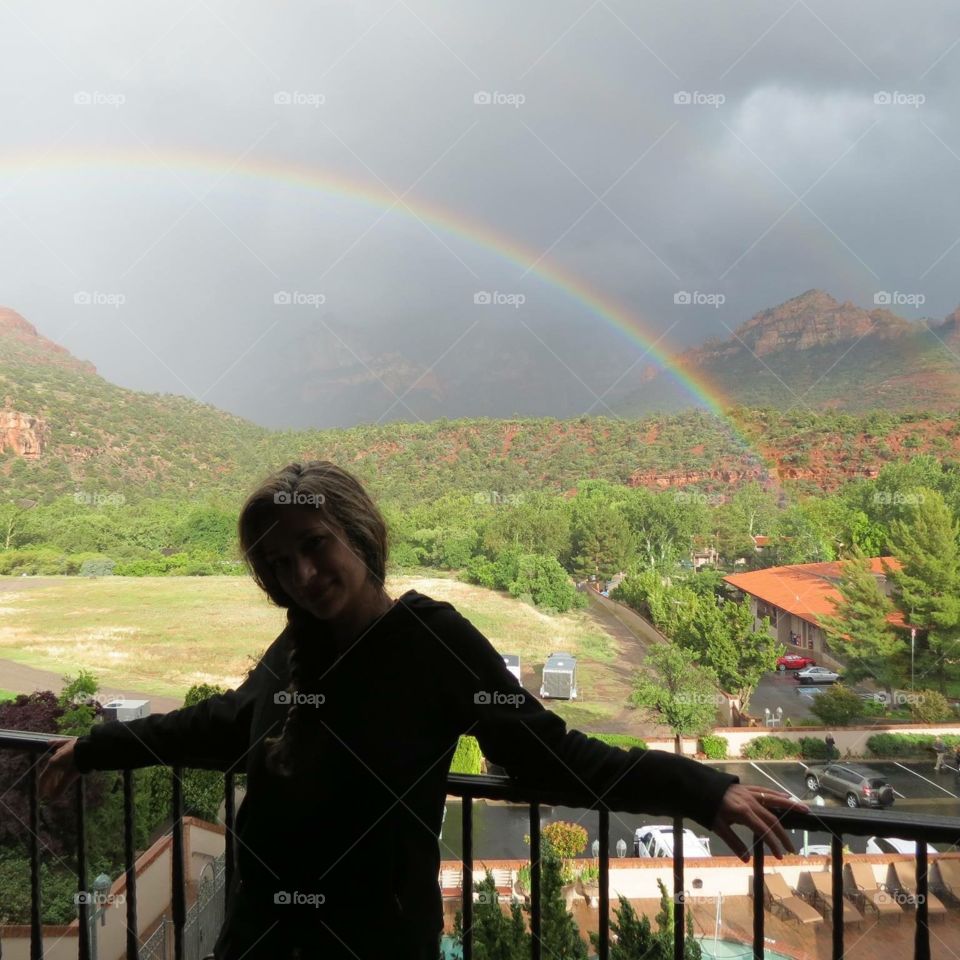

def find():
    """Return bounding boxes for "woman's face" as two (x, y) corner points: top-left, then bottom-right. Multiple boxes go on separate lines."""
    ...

(258, 504), (376, 622)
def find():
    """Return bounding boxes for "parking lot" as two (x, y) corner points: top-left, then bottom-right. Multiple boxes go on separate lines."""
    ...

(749, 669), (825, 723)
(441, 758), (960, 861)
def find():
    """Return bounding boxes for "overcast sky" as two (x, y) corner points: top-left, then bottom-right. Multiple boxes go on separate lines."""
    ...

(3, 1), (960, 427)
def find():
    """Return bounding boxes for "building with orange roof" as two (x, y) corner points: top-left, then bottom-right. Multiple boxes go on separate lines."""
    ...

(723, 557), (906, 667)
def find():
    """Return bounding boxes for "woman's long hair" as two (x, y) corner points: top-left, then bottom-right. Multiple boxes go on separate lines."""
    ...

(238, 461), (389, 776)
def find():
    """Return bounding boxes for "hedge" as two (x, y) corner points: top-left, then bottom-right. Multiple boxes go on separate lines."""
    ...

(798, 737), (830, 760)
(700, 735), (728, 760)
(866, 733), (960, 758)
(587, 733), (649, 750)
(742, 736), (798, 760)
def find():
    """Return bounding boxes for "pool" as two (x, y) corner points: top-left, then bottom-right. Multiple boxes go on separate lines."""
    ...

(696, 937), (795, 959)
(441, 935), (795, 959)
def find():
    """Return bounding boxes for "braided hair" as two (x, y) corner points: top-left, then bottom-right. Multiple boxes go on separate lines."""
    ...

(237, 461), (389, 777)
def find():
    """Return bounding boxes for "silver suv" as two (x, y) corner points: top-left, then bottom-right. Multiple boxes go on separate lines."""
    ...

(804, 763), (895, 808)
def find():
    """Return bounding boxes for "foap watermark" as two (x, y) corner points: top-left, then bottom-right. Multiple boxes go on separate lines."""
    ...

(473, 490), (525, 507)
(872, 490), (925, 507)
(75, 891), (125, 907)
(274, 691), (326, 707)
(674, 692), (727, 706)
(673, 90), (725, 108)
(74, 90), (126, 108)
(473, 91), (525, 108)
(274, 291), (326, 307)
(274, 90), (326, 107)
(73, 491), (126, 507)
(674, 291), (725, 308)
(874, 291), (925, 308)
(674, 490), (724, 507)
(874, 90), (925, 108)
(474, 690), (526, 708)
(74, 291), (125, 308)
(474, 290), (525, 308)
(871, 690), (925, 706)
(274, 891), (326, 907)
(273, 491), (326, 506)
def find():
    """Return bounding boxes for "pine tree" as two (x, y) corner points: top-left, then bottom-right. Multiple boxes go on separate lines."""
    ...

(818, 546), (908, 697)
(522, 836), (588, 959)
(888, 489), (960, 692)
(588, 880), (702, 960)
(451, 871), (529, 960)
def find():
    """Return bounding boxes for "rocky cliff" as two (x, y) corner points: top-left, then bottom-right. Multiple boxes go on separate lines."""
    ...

(0, 408), (48, 460)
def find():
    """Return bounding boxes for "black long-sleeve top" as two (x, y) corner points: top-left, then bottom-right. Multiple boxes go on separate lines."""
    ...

(73, 589), (739, 959)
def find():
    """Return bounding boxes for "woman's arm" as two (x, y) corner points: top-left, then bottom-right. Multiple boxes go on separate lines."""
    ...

(435, 604), (805, 856)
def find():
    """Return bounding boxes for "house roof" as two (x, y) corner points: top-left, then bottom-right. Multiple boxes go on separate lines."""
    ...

(723, 557), (910, 629)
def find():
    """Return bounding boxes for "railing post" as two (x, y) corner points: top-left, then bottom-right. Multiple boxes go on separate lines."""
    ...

(672, 817), (684, 960)
(75, 776), (91, 960)
(915, 844), (930, 960)
(223, 772), (235, 897)
(529, 802), (541, 960)
(461, 792), (473, 960)
(27, 756), (41, 960)
(172, 766), (186, 960)
(752, 834), (764, 960)
(830, 833), (844, 960)
(598, 805), (609, 960)
(122, 768), (140, 960)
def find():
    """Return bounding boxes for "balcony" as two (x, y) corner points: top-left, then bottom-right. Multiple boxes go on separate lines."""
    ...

(3, 729), (960, 960)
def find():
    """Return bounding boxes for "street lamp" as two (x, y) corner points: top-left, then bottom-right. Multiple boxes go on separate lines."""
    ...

(591, 839), (600, 860)
(616, 838), (627, 858)
(89, 872), (111, 960)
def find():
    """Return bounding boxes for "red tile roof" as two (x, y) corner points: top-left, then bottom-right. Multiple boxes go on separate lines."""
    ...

(723, 557), (909, 629)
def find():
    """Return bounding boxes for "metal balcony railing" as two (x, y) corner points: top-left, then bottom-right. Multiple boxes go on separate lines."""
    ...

(3, 729), (960, 960)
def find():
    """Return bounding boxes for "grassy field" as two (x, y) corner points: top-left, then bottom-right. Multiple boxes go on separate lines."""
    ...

(0, 575), (632, 730)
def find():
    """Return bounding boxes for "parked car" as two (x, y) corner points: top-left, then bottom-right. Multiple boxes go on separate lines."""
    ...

(777, 653), (816, 671)
(797, 844), (832, 857)
(796, 685), (827, 698)
(795, 666), (841, 685)
(804, 764), (895, 808)
(634, 825), (712, 858)
(865, 836), (937, 855)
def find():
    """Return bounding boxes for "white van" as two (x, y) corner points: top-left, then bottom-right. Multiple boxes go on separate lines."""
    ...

(634, 825), (712, 859)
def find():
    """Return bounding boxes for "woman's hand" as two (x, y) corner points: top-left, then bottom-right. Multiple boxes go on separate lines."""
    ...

(38, 737), (82, 803)
(711, 783), (809, 862)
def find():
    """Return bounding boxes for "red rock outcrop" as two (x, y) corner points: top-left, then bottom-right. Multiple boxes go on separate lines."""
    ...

(0, 409), (48, 460)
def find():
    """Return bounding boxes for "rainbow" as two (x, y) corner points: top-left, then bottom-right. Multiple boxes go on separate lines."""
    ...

(6, 147), (775, 477)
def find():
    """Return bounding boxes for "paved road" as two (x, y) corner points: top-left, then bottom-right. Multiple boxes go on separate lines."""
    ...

(0, 657), (182, 713)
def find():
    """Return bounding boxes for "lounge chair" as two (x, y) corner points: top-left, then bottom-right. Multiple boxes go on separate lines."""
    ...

(933, 858), (960, 902)
(763, 873), (824, 926)
(845, 863), (903, 920)
(803, 871), (864, 926)
(891, 861), (947, 917)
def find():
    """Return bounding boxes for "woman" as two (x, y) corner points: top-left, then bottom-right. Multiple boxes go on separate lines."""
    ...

(40, 461), (807, 959)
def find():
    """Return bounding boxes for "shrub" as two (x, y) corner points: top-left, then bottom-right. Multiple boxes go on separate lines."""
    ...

(909, 690), (955, 724)
(588, 733), (648, 750)
(449, 734), (483, 775)
(742, 736), (798, 760)
(542, 821), (588, 860)
(799, 736), (830, 760)
(700, 735), (728, 760)
(808, 685), (864, 726)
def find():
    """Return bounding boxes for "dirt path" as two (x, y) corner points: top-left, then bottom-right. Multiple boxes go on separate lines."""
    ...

(578, 589), (672, 737)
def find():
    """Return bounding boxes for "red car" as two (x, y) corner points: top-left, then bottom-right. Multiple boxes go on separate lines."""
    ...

(777, 653), (816, 672)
